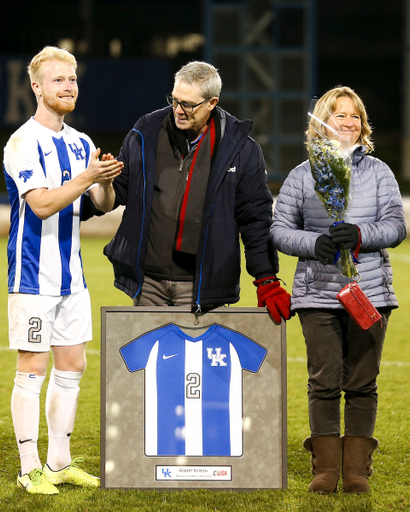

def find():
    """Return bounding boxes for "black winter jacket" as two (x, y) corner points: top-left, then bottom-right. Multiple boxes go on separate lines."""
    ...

(103, 106), (279, 308)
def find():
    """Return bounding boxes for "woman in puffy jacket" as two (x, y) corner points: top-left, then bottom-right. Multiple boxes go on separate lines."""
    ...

(271, 86), (406, 494)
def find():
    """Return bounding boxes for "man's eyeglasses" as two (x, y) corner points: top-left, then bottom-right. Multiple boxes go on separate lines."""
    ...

(166, 94), (208, 113)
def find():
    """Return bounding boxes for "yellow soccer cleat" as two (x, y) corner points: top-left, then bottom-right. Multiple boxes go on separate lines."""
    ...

(43, 457), (100, 487)
(17, 468), (59, 494)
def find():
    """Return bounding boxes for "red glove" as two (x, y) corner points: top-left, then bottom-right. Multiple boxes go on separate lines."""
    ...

(254, 277), (292, 324)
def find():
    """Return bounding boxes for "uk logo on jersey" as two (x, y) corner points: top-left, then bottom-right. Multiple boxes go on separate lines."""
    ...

(68, 143), (84, 160)
(19, 170), (34, 182)
(207, 347), (227, 366)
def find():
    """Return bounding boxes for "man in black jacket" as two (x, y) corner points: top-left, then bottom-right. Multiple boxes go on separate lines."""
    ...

(104, 61), (290, 322)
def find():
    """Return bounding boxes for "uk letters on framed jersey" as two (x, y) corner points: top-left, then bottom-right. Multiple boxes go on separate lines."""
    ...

(101, 307), (286, 490)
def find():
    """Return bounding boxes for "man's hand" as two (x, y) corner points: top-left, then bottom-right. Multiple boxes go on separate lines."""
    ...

(87, 148), (123, 185)
(254, 277), (292, 324)
(24, 148), (123, 220)
(87, 150), (123, 212)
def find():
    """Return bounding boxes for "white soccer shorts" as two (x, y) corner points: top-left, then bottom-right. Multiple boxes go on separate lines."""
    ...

(8, 289), (92, 352)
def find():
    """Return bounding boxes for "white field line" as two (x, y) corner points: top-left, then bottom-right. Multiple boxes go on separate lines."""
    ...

(389, 253), (410, 263)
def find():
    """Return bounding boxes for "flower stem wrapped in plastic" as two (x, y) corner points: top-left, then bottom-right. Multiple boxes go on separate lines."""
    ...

(307, 108), (359, 279)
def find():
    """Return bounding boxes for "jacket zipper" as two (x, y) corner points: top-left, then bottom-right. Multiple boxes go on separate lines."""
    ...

(176, 149), (183, 172)
(132, 129), (146, 299)
(195, 203), (216, 311)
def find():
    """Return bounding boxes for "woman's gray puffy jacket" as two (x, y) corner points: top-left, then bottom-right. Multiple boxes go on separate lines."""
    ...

(271, 146), (407, 310)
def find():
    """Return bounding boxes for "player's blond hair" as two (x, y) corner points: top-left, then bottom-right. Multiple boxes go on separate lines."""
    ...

(306, 86), (374, 153)
(28, 46), (77, 83)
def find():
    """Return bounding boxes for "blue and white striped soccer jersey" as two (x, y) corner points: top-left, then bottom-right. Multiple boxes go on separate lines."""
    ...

(120, 323), (267, 457)
(3, 117), (95, 296)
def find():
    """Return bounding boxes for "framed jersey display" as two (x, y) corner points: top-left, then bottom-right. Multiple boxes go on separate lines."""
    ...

(101, 307), (286, 490)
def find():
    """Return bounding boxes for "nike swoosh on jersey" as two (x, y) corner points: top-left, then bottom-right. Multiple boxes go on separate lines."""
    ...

(19, 439), (33, 444)
(45, 151), (53, 156)
(162, 354), (178, 359)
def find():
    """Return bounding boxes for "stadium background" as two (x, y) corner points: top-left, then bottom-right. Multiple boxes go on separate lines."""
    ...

(0, 0), (407, 192)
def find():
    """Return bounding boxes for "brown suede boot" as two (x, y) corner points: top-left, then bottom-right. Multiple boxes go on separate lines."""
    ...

(303, 436), (342, 493)
(342, 436), (379, 493)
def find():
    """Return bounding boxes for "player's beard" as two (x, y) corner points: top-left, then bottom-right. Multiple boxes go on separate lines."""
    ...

(43, 92), (78, 116)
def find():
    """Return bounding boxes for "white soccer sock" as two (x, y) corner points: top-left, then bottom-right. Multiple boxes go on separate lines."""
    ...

(11, 372), (45, 475)
(45, 367), (83, 471)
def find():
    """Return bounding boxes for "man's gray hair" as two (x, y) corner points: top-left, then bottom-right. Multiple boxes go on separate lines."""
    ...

(175, 61), (222, 99)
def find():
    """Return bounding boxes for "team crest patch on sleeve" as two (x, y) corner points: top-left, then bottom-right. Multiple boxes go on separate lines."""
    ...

(19, 170), (34, 182)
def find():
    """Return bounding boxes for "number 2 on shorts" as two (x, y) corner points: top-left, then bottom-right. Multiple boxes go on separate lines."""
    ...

(28, 317), (42, 343)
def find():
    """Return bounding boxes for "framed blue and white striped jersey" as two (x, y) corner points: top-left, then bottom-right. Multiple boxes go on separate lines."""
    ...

(120, 323), (267, 457)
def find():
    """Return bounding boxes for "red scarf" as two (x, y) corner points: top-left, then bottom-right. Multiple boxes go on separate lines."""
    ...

(175, 116), (218, 254)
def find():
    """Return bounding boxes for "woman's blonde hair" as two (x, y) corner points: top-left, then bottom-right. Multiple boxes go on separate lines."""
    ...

(306, 86), (374, 153)
(28, 46), (77, 83)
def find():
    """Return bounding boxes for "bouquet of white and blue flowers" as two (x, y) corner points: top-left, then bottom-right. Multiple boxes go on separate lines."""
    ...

(308, 137), (359, 279)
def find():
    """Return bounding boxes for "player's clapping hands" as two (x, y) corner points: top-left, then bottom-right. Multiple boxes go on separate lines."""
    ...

(88, 148), (123, 184)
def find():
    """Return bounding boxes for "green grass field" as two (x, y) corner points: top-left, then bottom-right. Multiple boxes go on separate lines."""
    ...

(0, 236), (409, 511)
